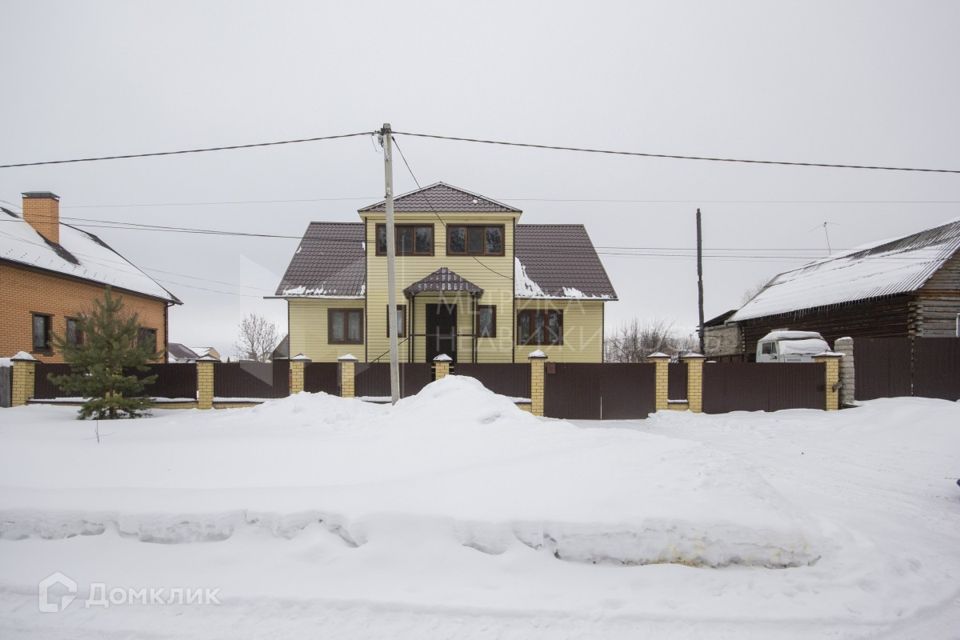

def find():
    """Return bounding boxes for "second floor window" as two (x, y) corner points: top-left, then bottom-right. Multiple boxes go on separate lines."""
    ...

(376, 224), (433, 256)
(329, 309), (363, 344)
(447, 225), (505, 256)
(517, 309), (563, 345)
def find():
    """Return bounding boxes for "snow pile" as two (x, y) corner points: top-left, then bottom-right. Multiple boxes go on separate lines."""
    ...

(2, 393), (960, 636)
(0, 376), (819, 569)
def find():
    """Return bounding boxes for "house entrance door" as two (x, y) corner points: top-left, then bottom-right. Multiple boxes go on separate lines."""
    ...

(426, 303), (457, 363)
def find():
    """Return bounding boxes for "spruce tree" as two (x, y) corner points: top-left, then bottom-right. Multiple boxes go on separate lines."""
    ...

(49, 288), (159, 419)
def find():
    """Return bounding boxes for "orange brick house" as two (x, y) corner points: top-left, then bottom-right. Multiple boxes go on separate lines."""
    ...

(0, 192), (180, 362)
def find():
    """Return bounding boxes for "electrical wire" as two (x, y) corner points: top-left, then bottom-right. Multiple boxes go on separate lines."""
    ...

(391, 131), (960, 174)
(391, 136), (513, 280)
(0, 131), (375, 169)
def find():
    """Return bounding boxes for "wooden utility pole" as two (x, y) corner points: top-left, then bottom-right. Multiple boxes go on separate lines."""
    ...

(380, 123), (400, 404)
(696, 208), (705, 355)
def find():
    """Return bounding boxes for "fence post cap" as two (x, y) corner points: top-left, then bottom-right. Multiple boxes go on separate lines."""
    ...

(527, 350), (548, 360)
(433, 353), (453, 362)
(11, 351), (36, 362)
(291, 353), (312, 362)
(197, 354), (219, 362)
(337, 354), (359, 362)
(680, 351), (706, 360)
(646, 352), (670, 360)
(813, 351), (844, 359)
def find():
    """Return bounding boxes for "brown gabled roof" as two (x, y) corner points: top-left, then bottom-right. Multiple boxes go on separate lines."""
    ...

(404, 267), (483, 296)
(359, 182), (521, 214)
(274, 222), (617, 301)
(273, 222), (365, 297)
(514, 225), (617, 300)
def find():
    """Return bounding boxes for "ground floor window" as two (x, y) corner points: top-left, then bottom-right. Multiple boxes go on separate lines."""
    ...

(477, 305), (496, 338)
(137, 327), (157, 353)
(386, 305), (407, 338)
(31, 313), (52, 352)
(517, 309), (563, 345)
(66, 317), (83, 347)
(329, 309), (363, 344)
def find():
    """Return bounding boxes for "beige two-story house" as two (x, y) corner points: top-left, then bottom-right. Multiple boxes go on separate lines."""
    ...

(273, 183), (617, 363)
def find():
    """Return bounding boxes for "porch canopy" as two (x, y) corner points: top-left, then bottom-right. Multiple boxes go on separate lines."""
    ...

(403, 267), (483, 297)
(403, 267), (483, 363)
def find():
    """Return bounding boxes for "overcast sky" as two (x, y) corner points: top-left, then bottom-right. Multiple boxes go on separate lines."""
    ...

(2, 0), (959, 358)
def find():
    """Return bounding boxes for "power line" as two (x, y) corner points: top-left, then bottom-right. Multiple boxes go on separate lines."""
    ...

(0, 131), (375, 169)
(391, 136), (513, 280)
(392, 130), (960, 175)
(3, 125), (957, 174)
(12, 196), (960, 210)
(1, 216), (930, 260)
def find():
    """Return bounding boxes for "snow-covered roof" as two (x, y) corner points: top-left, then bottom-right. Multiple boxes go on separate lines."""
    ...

(0, 207), (179, 303)
(759, 330), (825, 342)
(731, 219), (960, 322)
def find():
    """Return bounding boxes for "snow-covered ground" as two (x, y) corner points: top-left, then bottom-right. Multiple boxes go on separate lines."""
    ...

(0, 377), (958, 639)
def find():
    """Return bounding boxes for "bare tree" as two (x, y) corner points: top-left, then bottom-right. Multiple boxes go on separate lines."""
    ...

(605, 318), (697, 363)
(235, 314), (280, 362)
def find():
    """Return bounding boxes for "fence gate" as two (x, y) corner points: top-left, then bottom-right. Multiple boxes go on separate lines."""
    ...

(544, 363), (656, 420)
(304, 362), (339, 395)
(703, 363), (824, 413)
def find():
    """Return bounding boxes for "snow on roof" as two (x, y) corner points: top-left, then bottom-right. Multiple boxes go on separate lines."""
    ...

(759, 330), (825, 342)
(731, 219), (960, 322)
(0, 208), (178, 303)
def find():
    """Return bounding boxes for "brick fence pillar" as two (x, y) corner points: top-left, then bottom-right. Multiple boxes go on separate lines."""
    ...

(433, 353), (452, 379)
(834, 337), (855, 407)
(11, 352), (37, 407)
(528, 350), (547, 417)
(681, 352), (705, 413)
(647, 352), (671, 412)
(813, 352), (843, 411)
(338, 354), (357, 398)
(290, 354), (310, 394)
(196, 356), (216, 409)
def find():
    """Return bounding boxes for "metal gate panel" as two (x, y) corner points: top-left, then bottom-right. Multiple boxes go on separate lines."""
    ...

(703, 363), (824, 413)
(544, 363), (656, 420)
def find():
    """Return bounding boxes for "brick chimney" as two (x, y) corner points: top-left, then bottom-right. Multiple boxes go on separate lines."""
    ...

(21, 191), (60, 245)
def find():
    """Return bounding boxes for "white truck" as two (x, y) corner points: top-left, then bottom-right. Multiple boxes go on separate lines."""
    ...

(756, 330), (829, 363)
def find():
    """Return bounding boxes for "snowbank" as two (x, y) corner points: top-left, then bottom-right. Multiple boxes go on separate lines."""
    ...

(0, 376), (818, 568)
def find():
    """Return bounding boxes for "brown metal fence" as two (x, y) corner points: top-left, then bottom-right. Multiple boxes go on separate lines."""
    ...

(914, 338), (960, 400)
(34, 363), (197, 399)
(304, 362), (340, 395)
(544, 363), (656, 420)
(354, 363), (433, 398)
(454, 363), (531, 399)
(33, 363), (73, 399)
(136, 364), (197, 398)
(214, 361), (289, 399)
(668, 363), (688, 400)
(0, 366), (9, 407)
(854, 338), (912, 400)
(702, 363), (824, 413)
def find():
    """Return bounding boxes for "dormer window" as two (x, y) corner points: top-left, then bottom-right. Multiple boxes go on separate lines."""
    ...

(375, 224), (433, 256)
(447, 225), (504, 256)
